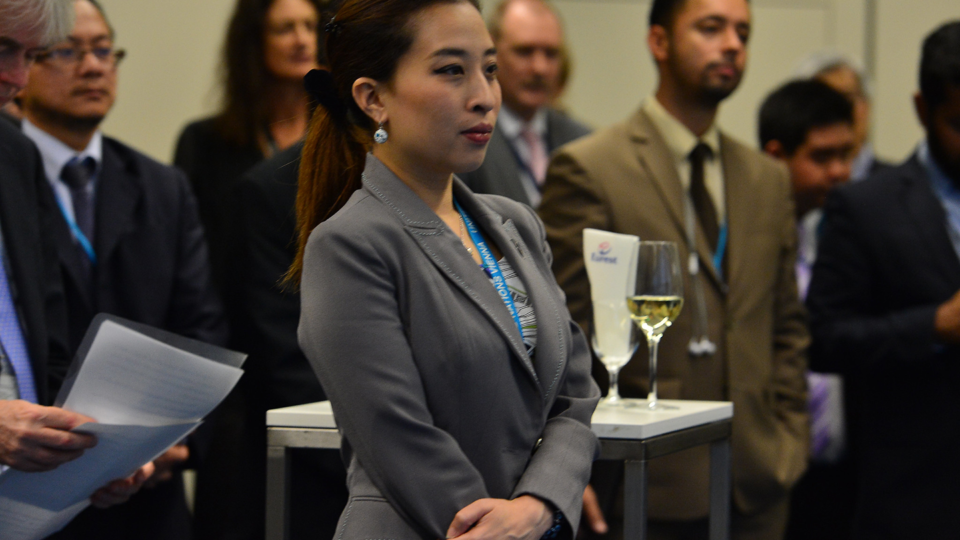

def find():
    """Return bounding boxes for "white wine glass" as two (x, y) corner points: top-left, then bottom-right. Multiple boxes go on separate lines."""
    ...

(627, 241), (684, 410)
(590, 302), (639, 406)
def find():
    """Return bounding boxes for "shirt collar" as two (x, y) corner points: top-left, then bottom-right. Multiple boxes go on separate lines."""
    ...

(850, 143), (876, 182)
(498, 105), (548, 141)
(22, 118), (103, 185)
(642, 95), (720, 161)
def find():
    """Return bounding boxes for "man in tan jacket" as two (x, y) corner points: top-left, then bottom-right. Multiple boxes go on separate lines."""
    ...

(538, 0), (809, 538)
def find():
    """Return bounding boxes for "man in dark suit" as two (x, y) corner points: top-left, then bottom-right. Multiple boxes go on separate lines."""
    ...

(0, 0), (154, 508)
(539, 0), (809, 538)
(457, 0), (589, 207)
(16, 0), (225, 538)
(807, 20), (960, 539)
(0, 0), (89, 470)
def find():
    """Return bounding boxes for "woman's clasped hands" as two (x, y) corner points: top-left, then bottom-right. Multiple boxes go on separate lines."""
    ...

(445, 495), (554, 540)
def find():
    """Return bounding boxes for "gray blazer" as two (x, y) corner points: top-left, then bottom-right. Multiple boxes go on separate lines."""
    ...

(298, 155), (601, 539)
(459, 108), (591, 206)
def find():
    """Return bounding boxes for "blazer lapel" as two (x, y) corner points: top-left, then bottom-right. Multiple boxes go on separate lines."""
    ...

(476, 206), (564, 401)
(899, 156), (960, 277)
(94, 141), (141, 275)
(719, 135), (752, 292)
(630, 110), (723, 287)
(361, 156), (541, 389)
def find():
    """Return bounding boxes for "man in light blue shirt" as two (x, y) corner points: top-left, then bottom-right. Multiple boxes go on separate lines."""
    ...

(806, 21), (960, 538)
(0, 0), (151, 508)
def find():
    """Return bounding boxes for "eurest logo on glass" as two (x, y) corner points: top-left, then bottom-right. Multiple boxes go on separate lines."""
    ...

(590, 241), (618, 264)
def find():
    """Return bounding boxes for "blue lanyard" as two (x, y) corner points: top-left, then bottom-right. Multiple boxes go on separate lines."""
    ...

(53, 196), (97, 265)
(714, 223), (727, 279)
(454, 200), (524, 340)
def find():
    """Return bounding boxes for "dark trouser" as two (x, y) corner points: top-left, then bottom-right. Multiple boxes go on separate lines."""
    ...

(579, 461), (790, 540)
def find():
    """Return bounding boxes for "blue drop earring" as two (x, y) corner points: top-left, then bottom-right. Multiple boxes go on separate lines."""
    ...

(374, 122), (388, 144)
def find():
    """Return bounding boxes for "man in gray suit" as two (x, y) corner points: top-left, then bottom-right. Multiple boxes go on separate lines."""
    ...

(458, 0), (589, 207)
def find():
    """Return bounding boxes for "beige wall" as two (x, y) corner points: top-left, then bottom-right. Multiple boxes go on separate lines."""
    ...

(98, 0), (235, 163)
(95, 0), (958, 166)
(873, 0), (960, 162)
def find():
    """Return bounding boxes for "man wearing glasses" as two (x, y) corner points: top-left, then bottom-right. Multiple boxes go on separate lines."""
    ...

(16, 1), (225, 538)
(0, 0), (159, 517)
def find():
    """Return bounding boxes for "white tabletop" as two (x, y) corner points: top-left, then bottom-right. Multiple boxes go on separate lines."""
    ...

(267, 399), (732, 441)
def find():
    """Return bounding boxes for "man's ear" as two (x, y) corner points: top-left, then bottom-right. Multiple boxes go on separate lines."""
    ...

(353, 77), (388, 125)
(648, 24), (670, 64)
(763, 139), (787, 160)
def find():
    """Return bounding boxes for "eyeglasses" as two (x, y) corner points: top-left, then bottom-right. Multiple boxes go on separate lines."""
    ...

(0, 38), (45, 72)
(35, 46), (126, 68)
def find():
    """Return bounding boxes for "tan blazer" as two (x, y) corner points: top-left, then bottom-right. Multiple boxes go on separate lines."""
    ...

(539, 108), (809, 519)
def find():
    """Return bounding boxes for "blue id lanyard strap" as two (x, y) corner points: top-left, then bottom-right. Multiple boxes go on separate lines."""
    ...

(454, 200), (525, 340)
(713, 223), (728, 279)
(53, 197), (97, 265)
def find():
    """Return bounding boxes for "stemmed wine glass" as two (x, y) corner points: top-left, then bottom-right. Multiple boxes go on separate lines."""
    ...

(627, 241), (684, 410)
(591, 302), (639, 406)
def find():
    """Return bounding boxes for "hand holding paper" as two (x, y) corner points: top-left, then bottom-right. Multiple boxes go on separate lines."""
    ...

(0, 401), (97, 472)
(144, 444), (189, 487)
(90, 461), (155, 508)
(0, 315), (245, 540)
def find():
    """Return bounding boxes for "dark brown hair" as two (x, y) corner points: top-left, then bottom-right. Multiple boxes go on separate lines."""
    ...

(920, 20), (960, 111)
(215, 0), (335, 148)
(287, 0), (481, 284)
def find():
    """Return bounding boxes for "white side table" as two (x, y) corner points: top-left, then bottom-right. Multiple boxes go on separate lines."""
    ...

(266, 399), (732, 540)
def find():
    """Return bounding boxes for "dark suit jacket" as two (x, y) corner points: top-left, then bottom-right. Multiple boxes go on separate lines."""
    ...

(299, 154), (601, 539)
(0, 120), (69, 404)
(46, 136), (227, 353)
(540, 107), (809, 520)
(458, 108), (591, 205)
(41, 135), (226, 540)
(807, 154), (960, 538)
(192, 142), (347, 540)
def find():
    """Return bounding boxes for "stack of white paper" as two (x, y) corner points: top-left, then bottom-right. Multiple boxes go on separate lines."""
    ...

(0, 317), (244, 540)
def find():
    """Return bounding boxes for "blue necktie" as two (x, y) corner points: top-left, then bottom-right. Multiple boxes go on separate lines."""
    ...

(0, 252), (38, 403)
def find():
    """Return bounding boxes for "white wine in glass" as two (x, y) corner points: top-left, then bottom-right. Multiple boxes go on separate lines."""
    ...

(628, 242), (684, 410)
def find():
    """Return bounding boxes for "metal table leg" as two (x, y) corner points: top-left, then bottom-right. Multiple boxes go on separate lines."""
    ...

(708, 438), (731, 540)
(265, 427), (342, 540)
(265, 442), (290, 540)
(623, 459), (648, 540)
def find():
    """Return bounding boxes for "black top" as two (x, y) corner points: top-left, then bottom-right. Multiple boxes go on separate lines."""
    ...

(173, 117), (266, 293)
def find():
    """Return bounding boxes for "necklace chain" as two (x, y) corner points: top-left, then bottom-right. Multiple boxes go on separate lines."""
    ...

(457, 214), (473, 254)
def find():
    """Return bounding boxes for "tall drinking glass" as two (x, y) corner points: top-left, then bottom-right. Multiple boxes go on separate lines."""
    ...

(627, 241), (684, 410)
(591, 303), (639, 406)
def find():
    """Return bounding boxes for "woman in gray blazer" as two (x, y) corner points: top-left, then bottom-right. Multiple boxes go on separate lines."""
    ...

(290, 1), (601, 538)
